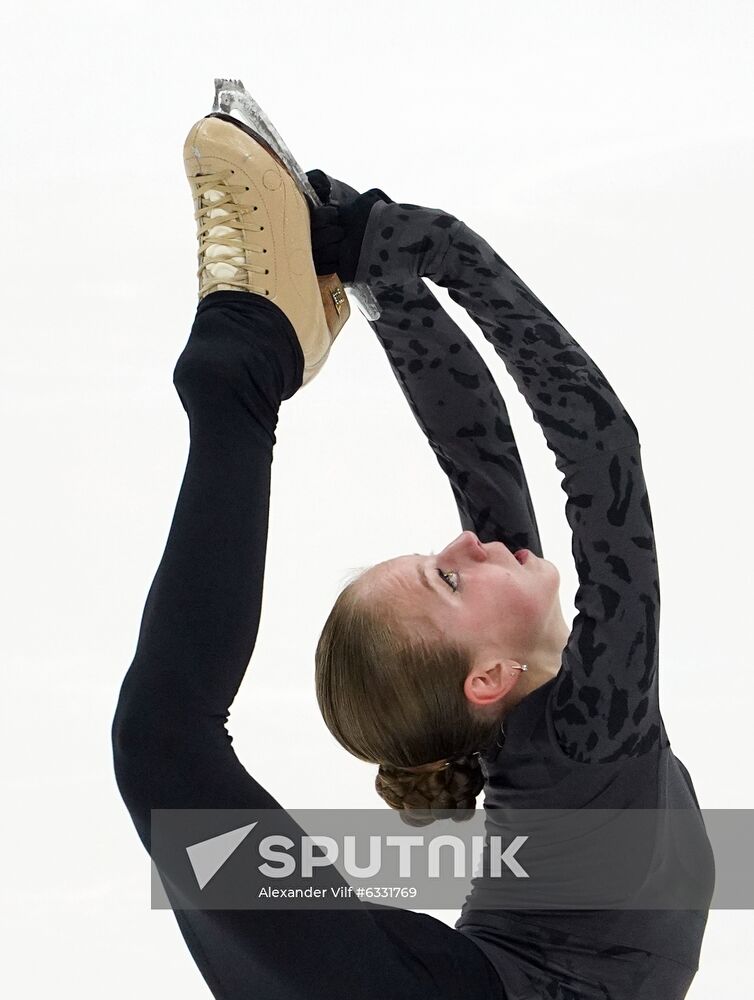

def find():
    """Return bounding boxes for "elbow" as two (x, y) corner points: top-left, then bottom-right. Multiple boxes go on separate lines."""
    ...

(622, 408), (641, 445)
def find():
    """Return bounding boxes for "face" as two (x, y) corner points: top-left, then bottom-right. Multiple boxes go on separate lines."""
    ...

(360, 530), (562, 667)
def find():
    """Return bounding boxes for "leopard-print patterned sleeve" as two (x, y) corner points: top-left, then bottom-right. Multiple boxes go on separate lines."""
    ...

(325, 174), (543, 556)
(363, 276), (545, 557)
(354, 201), (663, 764)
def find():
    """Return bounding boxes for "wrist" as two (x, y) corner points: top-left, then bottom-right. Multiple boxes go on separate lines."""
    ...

(337, 189), (393, 284)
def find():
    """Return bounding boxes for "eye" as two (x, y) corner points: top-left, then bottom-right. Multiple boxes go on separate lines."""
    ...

(437, 568), (459, 592)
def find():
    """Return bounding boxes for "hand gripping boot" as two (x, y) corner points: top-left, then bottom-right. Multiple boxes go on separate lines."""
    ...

(183, 114), (349, 386)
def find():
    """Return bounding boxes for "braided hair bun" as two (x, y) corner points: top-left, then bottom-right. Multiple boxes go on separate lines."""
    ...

(375, 755), (484, 827)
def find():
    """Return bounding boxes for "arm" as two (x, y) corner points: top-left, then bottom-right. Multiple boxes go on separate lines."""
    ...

(365, 275), (544, 556)
(353, 200), (662, 764)
(313, 171), (543, 556)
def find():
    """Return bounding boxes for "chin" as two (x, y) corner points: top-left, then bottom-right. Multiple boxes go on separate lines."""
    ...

(539, 557), (561, 595)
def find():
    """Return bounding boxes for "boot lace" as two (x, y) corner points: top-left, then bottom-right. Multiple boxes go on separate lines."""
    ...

(192, 170), (269, 296)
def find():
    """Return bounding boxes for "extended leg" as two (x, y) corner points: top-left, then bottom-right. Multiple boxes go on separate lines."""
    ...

(111, 292), (503, 1000)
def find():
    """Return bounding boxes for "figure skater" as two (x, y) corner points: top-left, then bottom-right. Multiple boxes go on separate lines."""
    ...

(112, 111), (713, 999)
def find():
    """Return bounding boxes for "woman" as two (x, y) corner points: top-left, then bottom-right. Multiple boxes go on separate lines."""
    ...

(112, 113), (712, 999)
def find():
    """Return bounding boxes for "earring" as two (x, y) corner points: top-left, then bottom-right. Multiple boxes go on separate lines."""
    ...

(512, 663), (528, 672)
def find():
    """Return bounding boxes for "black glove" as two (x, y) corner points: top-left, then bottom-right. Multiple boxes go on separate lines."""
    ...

(308, 202), (345, 277)
(306, 169), (393, 283)
(306, 168), (334, 205)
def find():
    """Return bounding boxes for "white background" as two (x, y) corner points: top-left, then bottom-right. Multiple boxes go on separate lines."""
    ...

(2, 1), (752, 996)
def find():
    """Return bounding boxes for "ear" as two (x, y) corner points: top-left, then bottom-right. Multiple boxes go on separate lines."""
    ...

(463, 658), (522, 707)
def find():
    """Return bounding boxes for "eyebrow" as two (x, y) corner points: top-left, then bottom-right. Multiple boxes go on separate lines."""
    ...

(415, 556), (437, 595)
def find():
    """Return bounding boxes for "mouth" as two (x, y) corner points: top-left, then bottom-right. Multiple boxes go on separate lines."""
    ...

(514, 549), (530, 565)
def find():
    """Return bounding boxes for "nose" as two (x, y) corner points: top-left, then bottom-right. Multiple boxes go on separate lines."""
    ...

(438, 530), (487, 564)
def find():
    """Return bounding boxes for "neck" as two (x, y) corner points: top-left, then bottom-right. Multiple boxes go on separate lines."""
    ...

(506, 600), (571, 710)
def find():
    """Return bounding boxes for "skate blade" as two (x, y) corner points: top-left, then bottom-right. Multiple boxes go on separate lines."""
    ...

(211, 77), (381, 322)
(212, 78), (319, 205)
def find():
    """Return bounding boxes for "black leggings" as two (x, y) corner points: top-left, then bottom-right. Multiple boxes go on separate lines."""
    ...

(111, 292), (509, 1000)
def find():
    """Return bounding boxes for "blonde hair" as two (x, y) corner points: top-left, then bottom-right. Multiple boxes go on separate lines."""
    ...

(314, 572), (501, 826)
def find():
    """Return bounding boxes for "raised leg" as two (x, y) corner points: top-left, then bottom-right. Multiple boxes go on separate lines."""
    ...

(110, 291), (504, 1000)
